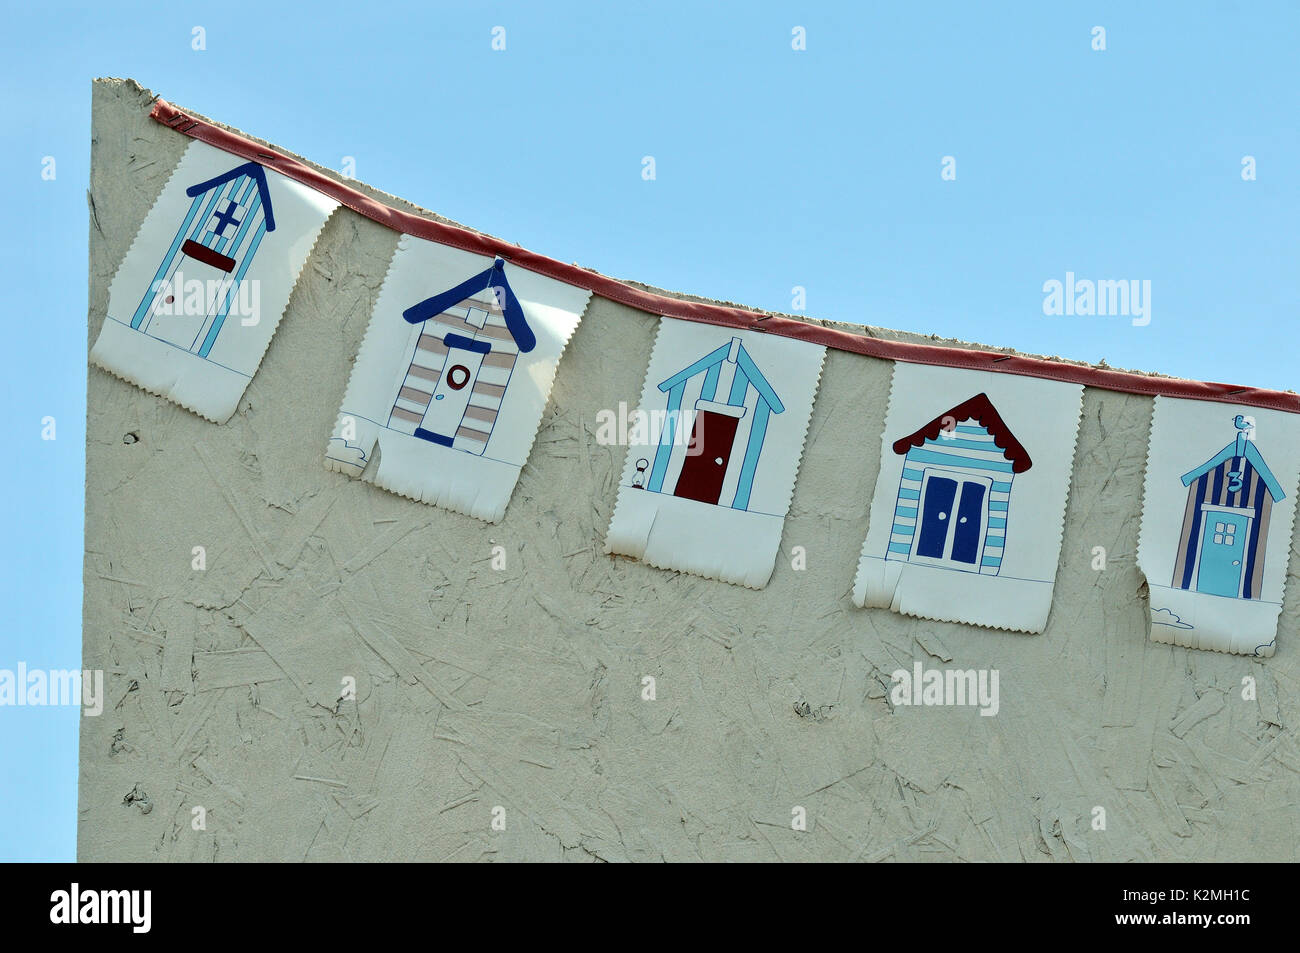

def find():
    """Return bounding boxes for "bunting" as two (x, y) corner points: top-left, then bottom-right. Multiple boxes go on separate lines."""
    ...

(84, 99), (1300, 654)
(604, 319), (825, 588)
(1138, 397), (1300, 656)
(91, 140), (338, 422)
(324, 236), (591, 522)
(853, 363), (1084, 633)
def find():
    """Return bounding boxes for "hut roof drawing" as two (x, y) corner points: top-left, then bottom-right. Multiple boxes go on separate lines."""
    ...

(1181, 435), (1285, 501)
(892, 392), (1031, 473)
(402, 258), (535, 353)
(658, 339), (785, 413)
(185, 162), (276, 231)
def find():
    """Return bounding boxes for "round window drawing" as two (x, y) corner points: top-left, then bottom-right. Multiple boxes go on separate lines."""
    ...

(446, 365), (472, 391)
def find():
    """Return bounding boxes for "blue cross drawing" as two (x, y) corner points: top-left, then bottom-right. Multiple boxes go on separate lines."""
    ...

(211, 200), (243, 237)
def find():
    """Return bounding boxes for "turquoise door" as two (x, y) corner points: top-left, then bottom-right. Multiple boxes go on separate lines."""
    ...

(1196, 512), (1250, 597)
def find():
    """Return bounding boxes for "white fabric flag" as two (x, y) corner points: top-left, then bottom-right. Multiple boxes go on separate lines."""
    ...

(853, 363), (1084, 633)
(325, 235), (591, 522)
(1138, 397), (1300, 657)
(604, 319), (825, 589)
(91, 140), (338, 422)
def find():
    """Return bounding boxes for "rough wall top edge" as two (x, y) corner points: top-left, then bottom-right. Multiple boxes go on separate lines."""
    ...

(148, 92), (1299, 414)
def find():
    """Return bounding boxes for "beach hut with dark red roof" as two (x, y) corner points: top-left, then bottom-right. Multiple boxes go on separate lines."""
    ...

(885, 393), (1031, 576)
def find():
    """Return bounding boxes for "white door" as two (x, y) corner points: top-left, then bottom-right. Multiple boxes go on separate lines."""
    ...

(418, 344), (486, 443)
(141, 257), (231, 354)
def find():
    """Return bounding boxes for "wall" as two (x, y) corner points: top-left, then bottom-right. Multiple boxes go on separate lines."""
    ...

(80, 78), (1300, 862)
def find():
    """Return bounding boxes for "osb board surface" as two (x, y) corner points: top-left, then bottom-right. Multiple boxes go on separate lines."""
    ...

(81, 78), (1300, 861)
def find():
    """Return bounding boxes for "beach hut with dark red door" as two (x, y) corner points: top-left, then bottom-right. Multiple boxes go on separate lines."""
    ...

(642, 336), (784, 510)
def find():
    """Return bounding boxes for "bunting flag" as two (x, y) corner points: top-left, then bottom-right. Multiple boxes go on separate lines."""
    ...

(324, 235), (591, 522)
(1138, 398), (1300, 656)
(852, 363), (1083, 633)
(87, 98), (1300, 654)
(90, 140), (339, 422)
(604, 319), (825, 588)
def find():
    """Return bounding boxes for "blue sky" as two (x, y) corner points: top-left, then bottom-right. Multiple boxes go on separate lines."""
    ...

(0, 1), (1295, 860)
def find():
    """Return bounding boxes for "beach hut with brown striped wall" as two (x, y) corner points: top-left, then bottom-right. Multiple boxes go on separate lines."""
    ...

(387, 258), (536, 455)
(1172, 415), (1286, 600)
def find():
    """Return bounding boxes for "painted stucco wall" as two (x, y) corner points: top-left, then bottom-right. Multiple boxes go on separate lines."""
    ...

(80, 78), (1300, 862)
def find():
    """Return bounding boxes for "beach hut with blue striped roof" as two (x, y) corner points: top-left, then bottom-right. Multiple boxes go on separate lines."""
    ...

(885, 393), (1031, 575)
(388, 258), (534, 456)
(131, 161), (275, 358)
(1171, 415), (1285, 600)
(642, 335), (784, 510)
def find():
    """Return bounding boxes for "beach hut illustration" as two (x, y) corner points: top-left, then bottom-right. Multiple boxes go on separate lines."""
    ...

(1171, 415), (1285, 599)
(387, 258), (535, 455)
(131, 161), (275, 358)
(885, 393), (1031, 574)
(639, 336), (784, 509)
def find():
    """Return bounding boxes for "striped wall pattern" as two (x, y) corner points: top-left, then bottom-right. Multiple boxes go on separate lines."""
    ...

(1173, 456), (1273, 599)
(131, 172), (268, 358)
(887, 421), (1015, 574)
(387, 291), (518, 455)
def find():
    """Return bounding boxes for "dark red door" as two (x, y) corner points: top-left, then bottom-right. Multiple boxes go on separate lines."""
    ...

(673, 410), (740, 504)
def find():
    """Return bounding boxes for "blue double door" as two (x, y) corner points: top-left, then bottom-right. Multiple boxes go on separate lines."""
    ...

(914, 470), (990, 568)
